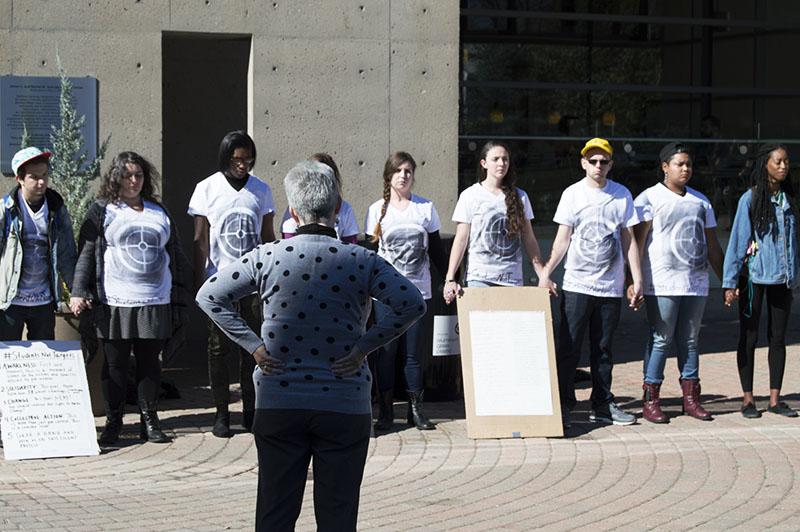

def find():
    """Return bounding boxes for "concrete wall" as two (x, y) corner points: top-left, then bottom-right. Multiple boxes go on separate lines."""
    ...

(2, 0), (460, 234)
(3, 0), (459, 369)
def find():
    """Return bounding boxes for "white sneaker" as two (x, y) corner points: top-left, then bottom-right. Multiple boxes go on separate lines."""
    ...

(589, 402), (636, 426)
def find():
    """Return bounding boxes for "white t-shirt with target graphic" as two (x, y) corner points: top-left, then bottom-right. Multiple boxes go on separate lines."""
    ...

(187, 172), (274, 277)
(12, 191), (52, 306)
(281, 200), (359, 239)
(452, 183), (535, 286)
(554, 178), (637, 298)
(102, 201), (172, 307)
(365, 195), (441, 299)
(635, 183), (717, 296)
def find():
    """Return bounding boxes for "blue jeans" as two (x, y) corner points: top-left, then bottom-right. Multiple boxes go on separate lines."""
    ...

(643, 295), (707, 384)
(373, 300), (432, 393)
(556, 291), (621, 410)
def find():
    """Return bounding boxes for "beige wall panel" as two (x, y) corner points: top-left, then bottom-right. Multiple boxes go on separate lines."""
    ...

(390, 0), (459, 43)
(11, 0), (168, 31)
(0, 0), (11, 30)
(389, 40), (459, 232)
(243, 0), (389, 41)
(168, 0), (250, 33)
(250, 35), (390, 227)
(0, 31), (10, 71)
(8, 30), (163, 177)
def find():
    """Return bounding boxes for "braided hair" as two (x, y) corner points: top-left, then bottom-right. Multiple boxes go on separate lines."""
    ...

(370, 151), (416, 243)
(477, 140), (524, 238)
(748, 143), (795, 239)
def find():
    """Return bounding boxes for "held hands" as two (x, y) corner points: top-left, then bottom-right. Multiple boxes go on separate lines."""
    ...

(331, 346), (366, 377)
(443, 280), (462, 305)
(538, 276), (558, 297)
(69, 296), (92, 316)
(252, 345), (286, 375)
(627, 282), (644, 310)
(723, 288), (739, 307)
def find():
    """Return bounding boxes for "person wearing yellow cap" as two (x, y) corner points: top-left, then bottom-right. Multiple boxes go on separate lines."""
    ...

(539, 138), (643, 430)
(0, 147), (77, 340)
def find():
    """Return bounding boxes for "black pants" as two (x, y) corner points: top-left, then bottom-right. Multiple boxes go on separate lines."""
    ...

(252, 409), (372, 532)
(556, 290), (621, 411)
(0, 303), (55, 341)
(208, 293), (261, 410)
(101, 338), (165, 409)
(737, 280), (792, 392)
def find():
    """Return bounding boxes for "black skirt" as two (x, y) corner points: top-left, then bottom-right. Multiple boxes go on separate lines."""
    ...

(95, 304), (172, 340)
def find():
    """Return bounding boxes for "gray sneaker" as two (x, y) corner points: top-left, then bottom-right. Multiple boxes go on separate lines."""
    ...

(589, 402), (636, 426)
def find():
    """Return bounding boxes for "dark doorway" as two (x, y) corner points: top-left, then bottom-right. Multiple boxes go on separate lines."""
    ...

(162, 32), (251, 369)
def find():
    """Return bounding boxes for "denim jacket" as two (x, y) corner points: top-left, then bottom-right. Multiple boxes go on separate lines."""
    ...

(0, 186), (77, 310)
(722, 188), (799, 289)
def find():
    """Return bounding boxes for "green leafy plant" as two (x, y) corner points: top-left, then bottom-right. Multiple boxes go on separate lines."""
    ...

(49, 55), (110, 242)
(20, 123), (31, 149)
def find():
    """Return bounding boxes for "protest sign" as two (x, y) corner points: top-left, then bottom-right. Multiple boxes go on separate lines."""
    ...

(456, 287), (563, 438)
(0, 341), (100, 460)
(433, 315), (460, 357)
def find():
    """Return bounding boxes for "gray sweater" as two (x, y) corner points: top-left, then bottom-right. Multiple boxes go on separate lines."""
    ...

(196, 233), (426, 415)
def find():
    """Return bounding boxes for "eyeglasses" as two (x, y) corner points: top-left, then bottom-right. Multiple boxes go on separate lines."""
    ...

(231, 157), (255, 167)
(587, 158), (611, 166)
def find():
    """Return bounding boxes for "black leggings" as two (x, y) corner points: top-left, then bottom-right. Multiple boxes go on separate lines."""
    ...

(101, 338), (165, 410)
(737, 280), (793, 392)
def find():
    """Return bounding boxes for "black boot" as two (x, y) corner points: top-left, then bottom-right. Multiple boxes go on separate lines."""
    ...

(242, 409), (255, 432)
(212, 406), (231, 438)
(138, 402), (170, 443)
(374, 391), (395, 431)
(98, 406), (124, 445)
(407, 390), (435, 430)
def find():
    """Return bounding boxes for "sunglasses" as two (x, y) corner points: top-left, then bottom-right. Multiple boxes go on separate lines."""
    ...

(587, 158), (611, 166)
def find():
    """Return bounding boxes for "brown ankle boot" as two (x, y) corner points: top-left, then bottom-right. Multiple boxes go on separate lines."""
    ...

(681, 379), (712, 420)
(642, 382), (668, 423)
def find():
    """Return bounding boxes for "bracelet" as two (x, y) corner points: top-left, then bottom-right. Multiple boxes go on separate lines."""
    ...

(446, 279), (457, 283)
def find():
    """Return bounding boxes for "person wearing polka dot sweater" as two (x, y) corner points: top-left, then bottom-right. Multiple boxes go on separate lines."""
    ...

(197, 160), (425, 531)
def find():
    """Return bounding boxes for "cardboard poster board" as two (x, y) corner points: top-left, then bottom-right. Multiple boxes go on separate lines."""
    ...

(0, 341), (100, 460)
(456, 287), (563, 438)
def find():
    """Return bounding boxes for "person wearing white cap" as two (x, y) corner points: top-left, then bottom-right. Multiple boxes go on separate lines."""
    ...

(0, 147), (77, 340)
(538, 138), (643, 430)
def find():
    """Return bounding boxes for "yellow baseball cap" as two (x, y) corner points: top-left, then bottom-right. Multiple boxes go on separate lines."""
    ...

(580, 138), (613, 157)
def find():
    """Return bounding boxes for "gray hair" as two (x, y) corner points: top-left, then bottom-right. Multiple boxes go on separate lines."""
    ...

(284, 160), (340, 225)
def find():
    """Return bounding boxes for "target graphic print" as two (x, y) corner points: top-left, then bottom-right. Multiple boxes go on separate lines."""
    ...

(382, 224), (428, 277)
(669, 216), (707, 269)
(115, 222), (165, 275)
(217, 209), (259, 259)
(574, 216), (618, 266)
(480, 210), (519, 260)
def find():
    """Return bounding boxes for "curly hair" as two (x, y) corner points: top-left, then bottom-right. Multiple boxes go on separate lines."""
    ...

(748, 143), (795, 239)
(370, 151), (417, 242)
(98, 151), (159, 203)
(476, 140), (524, 238)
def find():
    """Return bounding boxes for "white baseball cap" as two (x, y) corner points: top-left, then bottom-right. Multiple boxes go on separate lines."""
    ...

(11, 147), (52, 176)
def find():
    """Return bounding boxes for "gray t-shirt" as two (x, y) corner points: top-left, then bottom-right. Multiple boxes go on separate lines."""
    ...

(196, 233), (426, 415)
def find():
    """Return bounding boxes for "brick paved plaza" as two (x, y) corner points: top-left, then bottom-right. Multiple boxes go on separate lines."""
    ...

(2, 293), (800, 531)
